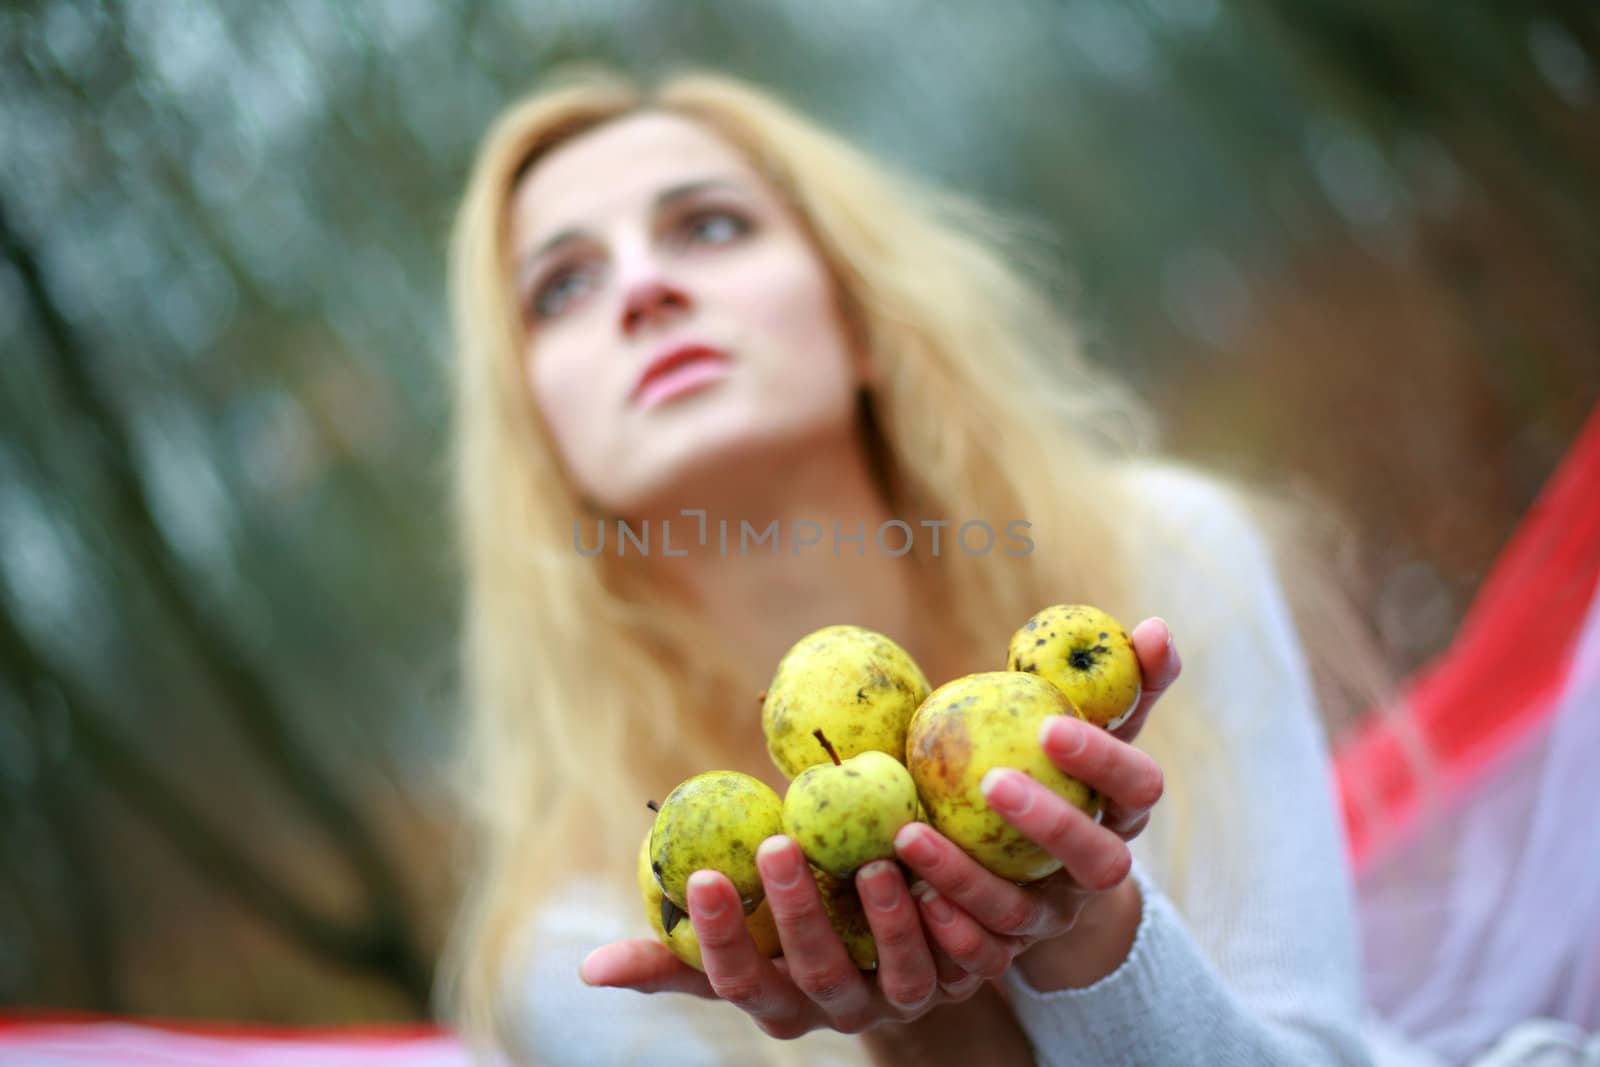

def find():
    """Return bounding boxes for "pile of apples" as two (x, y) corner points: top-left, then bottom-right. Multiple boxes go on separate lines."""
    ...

(640, 604), (1143, 971)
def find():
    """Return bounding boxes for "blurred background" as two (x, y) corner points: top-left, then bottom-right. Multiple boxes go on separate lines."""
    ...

(1, 0), (1595, 1027)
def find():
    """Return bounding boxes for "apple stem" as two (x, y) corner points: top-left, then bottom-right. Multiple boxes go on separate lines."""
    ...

(756, 689), (767, 705)
(645, 800), (659, 812)
(813, 729), (842, 766)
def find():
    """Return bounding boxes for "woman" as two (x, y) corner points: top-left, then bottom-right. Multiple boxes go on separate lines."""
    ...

(437, 63), (1402, 1066)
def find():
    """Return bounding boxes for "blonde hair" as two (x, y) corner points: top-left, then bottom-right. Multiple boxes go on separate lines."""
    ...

(436, 62), (1395, 1062)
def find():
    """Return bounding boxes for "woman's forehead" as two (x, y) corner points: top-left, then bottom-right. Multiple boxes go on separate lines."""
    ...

(510, 113), (768, 244)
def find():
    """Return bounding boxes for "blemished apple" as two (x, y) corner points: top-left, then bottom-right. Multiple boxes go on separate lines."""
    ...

(812, 865), (878, 971)
(1006, 604), (1142, 731)
(783, 729), (919, 878)
(762, 624), (930, 779)
(906, 671), (1102, 883)
(649, 770), (784, 914)
(637, 831), (780, 970)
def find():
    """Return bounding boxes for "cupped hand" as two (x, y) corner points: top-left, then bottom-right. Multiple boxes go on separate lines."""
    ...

(581, 834), (990, 1039)
(582, 618), (1180, 1029)
(892, 617), (1181, 968)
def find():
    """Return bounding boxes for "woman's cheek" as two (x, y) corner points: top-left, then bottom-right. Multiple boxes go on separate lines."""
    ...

(534, 359), (605, 478)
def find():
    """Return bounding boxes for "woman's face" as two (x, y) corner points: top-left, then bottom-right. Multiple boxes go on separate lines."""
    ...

(509, 111), (867, 517)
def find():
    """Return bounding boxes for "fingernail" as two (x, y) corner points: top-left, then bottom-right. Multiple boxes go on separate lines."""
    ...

(981, 768), (1031, 815)
(688, 871), (725, 918)
(1157, 617), (1173, 653)
(759, 836), (802, 890)
(860, 861), (901, 910)
(1040, 716), (1086, 757)
(915, 884), (956, 927)
(895, 823), (938, 867)
(948, 974), (983, 997)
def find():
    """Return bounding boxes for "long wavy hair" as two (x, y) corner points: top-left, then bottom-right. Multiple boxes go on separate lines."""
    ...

(435, 62), (1396, 1062)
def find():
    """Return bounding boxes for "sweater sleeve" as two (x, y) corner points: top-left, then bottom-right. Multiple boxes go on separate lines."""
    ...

(999, 462), (1373, 1066)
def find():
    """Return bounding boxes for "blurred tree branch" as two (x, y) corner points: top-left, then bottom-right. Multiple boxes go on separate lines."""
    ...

(0, 193), (433, 1013)
(0, 591), (431, 1012)
(0, 674), (121, 1013)
(1240, 1), (1600, 203)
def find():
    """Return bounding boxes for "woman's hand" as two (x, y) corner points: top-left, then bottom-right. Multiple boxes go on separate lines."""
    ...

(581, 617), (1180, 1030)
(891, 616), (1181, 989)
(580, 837), (988, 1038)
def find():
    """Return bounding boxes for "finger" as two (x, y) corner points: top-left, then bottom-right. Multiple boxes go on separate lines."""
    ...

(688, 869), (809, 1031)
(894, 822), (1049, 941)
(981, 769), (1134, 893)
(854, 860), (938, 1014)
(1038, 716), (1164, 835)
(909, 880), (1016, 983)
(756, 837), (874, 1023)
(579, 939), (718, 997)
(901, 897), (986, 991)
(1111, 618), (1182, 743)
(1111, 809), (1152, 841)
(926, 939), (978, 995)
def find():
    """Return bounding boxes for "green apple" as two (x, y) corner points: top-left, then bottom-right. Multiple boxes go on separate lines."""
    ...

(784, 730), (919, 878)
(637, 832), (780, 971)
(650, 770), (784, 913)
(906, 671), (1101, 883)
(812, 865), (877, 971)
(1007, 604), (1141, 730)
(762, 625), (930, 779)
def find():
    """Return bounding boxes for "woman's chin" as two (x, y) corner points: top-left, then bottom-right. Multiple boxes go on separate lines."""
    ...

(610, 453), (772, 519)
(611, 442), (823, 520)
(594, 397), (859, 518)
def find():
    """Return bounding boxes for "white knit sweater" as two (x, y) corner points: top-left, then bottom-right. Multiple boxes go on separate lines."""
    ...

(500, 464), (1499, 1067)
(994, 462), (1376, 1066)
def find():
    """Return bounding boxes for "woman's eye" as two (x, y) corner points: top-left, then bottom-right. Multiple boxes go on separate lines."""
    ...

(533, 266), (593, 319)
(683, 209), (749, 246)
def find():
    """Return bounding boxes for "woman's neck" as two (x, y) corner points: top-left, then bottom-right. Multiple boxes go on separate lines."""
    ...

(633, 435), (962, 711)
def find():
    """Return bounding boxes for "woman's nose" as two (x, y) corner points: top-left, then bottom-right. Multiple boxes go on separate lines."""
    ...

(620, 277), (692, 336)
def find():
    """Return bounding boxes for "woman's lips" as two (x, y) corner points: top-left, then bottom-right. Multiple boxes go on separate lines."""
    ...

(631, 346), (731, 410)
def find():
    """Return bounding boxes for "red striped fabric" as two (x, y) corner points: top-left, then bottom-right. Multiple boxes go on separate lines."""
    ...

(1335, 401), (1600, 871)
(0, 1011), (473, 1064)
